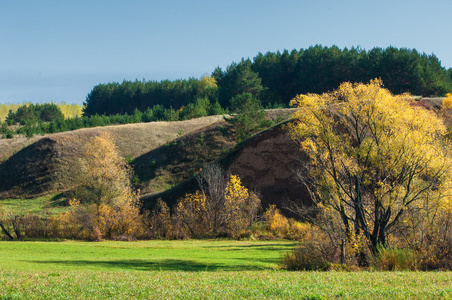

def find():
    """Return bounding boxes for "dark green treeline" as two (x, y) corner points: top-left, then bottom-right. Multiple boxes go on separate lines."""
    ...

(84, 46), (452, 116)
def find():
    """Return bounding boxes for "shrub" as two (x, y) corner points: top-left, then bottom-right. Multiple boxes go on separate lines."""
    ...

(173, 191), (211, 238)
(281, 241), (332, 271)
(147, 199), (173, 239)
(371, 245), (419, 271)
(223, 175), (261, 238)
(56, 196), (146, 241)
(264, 205), (290, 235)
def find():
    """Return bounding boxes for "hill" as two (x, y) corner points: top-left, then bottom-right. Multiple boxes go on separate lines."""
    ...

(0, 115), (224, 198)
(139, 97), (445, 213)
(0, 109), (294, 200)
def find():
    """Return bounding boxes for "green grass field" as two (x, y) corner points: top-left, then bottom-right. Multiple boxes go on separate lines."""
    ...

(0, 240), (451, 299)
(0, 194), (67, 216)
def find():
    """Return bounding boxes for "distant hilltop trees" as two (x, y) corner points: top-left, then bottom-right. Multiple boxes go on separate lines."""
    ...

(83, 46), (452, 116)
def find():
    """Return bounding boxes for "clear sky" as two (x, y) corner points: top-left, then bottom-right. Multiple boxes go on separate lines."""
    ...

(1, 0), (451, 104)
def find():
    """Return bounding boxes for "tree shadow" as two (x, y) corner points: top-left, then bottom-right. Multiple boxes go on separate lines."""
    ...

(28, 258), (272, 272)
(201, 243), (297, 252)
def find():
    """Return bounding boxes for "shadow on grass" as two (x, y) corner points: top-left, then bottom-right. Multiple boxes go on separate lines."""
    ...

(201, 243), (297, 252)
(29, 258), (274, 272)
(49, 192), (70, 207)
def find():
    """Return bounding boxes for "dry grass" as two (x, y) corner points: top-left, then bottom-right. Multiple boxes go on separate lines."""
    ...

(0, 115), (224, 162)
(0, 116), (224, 198)
(0, 109), (296, 199)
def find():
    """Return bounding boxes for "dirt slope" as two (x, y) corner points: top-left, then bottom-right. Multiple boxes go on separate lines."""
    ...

(226, 124), (312, 211)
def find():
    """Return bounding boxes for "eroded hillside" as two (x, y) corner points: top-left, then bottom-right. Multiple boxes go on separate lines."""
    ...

(141, 122), (312, 216)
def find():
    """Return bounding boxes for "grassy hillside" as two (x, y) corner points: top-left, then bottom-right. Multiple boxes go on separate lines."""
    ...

(0, 115), (224, 199)
(0, 98), (444, 210)
(134, 120), (236, 195)
(0, 109), (294, 200)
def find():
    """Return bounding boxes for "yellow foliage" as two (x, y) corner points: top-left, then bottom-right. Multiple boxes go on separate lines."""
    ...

(264, 205), (290, 234)
(58, 102), (83, 119)
(0, 104), (21, 122)
(75, 132), (133, 206)
(197, 75), (217, 96)
(174, 190), (211, 238)
(174, 174), (260, 238)
(287, 79), (452, 251)
(148, 199), (173, 239)
(96, 195), (144, 239)
(442, 93), (452, 110)
(224, 175), (260, 237)
(58, 192), (144, 240)
(224, 175), (249, 216)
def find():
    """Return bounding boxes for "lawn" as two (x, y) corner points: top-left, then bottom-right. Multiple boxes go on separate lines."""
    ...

(0, 240), (451, 299)
(0, 240), (295, 272)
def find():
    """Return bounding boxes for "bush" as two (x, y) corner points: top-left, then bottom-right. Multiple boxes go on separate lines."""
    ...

(371, 245), (419, 271)
(263, 205), (290, 235)
(281, 241), (332, 271)
(418, 233), (452, 270)
(147, 199), (173, 239)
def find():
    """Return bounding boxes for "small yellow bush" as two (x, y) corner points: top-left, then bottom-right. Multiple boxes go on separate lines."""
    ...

(442, 93), (452, 112)
(264, 205), (290, 234)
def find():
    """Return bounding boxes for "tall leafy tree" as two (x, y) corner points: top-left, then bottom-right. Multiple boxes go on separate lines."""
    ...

(287, 79), (452, 253)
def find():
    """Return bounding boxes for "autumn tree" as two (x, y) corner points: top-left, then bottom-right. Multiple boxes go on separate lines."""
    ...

(174, 190), (211, 238)
(287, 79), (452, 254)
(223, 175), (260, 236)
(196, 75), (218, 100)
(69, 132), (143, 240)
(441, 93), (452, 120)
(74, 132), (133, 206)
(177, 168), (261, 238)
(148, 199), (173, 239)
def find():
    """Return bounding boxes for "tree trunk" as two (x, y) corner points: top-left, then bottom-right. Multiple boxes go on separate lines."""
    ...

(0, 221), (14, 240)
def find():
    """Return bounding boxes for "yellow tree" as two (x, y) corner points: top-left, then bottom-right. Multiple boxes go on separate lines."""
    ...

(287, 79), (452, 253)
(442, 93), (452, 111)
(176, 172), (260, 238)
(174, 190), (211, 237)
(223, 175), (260, 236)
(197, 75), (218, 97)
(441, 93), (452, 122)
(70, 132), (143, 239)
(75, 132), (133, 206)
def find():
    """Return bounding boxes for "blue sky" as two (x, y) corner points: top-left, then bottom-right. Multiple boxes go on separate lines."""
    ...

(1, 0), (451, 104)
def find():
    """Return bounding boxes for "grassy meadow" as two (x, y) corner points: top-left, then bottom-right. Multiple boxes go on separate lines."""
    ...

(0, 240), (451, 299)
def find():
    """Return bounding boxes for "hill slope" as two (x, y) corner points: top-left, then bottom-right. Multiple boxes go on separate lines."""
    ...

(0, 109), (295, 200)
(141, 122), (313, 216)
(0, 116), (224, 198)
